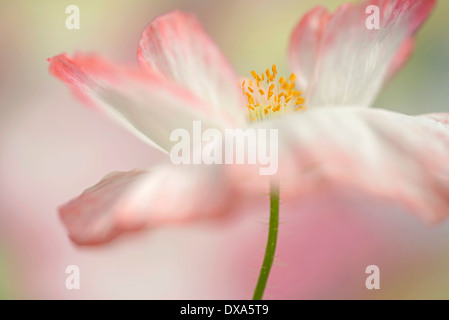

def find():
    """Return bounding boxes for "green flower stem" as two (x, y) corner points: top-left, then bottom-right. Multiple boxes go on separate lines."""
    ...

(252, 182), (280, 300)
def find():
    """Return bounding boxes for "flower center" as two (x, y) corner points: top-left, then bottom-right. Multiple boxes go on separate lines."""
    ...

(242, 65), (306, 122)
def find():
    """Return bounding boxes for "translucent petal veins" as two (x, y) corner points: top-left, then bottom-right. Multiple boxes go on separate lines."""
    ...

(242, 65), (306, 122)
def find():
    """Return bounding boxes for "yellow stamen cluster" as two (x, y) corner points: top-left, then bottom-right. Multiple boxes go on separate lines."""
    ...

(242, 65), (306, 122)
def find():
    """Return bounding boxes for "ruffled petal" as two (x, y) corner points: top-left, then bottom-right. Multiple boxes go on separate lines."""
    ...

(288, 0), (436, 107)
(48, 53), (227, 153)
(255, 108), (449, 223)
(138, 11), (245, 125)
(288, 6), (329, 95)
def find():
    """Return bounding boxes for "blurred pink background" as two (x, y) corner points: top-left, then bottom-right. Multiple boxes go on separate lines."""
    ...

(1, 0), (449, 299)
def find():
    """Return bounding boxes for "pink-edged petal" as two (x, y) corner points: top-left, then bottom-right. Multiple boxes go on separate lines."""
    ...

(420, 112), (449, 125)
(48, 53), (229, 153)
(138, 11), (245, 125)
(288, 6), (330, 94)
(60, 165), (238, 245)
(252, 108), (449, 223)
(288, 0), (436, 107)
(386, 37), (415, 81)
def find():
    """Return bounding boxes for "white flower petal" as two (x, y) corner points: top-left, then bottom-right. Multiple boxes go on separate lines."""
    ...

(59, 165), (238, 245)
(256, 107), (449, 222)
(49, 53), (226, 153)
(288, 0), (436, 107)
(138, 11), (246, 126)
